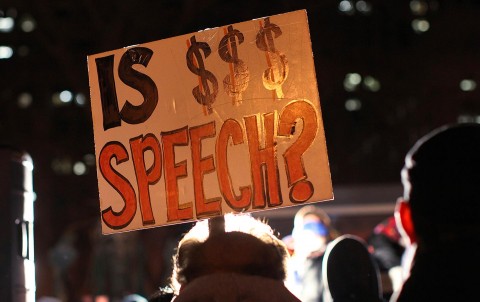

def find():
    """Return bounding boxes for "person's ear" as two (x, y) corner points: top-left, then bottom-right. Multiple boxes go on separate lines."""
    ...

(394, 198), (416, 245)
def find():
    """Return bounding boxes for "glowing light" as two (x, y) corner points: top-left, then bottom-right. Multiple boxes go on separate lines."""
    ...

(183, 213), (277, 243)
(24, 259), (36, 302)
(348, 73), (362, 85)
(410, 0), (428, 16)
(0, 17), (14, 32)
(22, 159), (34, 172)
(457, 115), (475, 123)
(18, 92), (33, 108)
(75, 93), (86, 106)
(83, 153), (96, 166)
(73, 162), (87, 176)
(345, 98), (362, 111)
(339, 0), (355, 14)
(412, 19), (430, 33)
(95, 296), (109, 302)
(460, 79), (476, 92)
(344, 73), (362, 91)
(356, 1), (372, 14)
(0, 46), (13, 59)
(51, 158), (72, 175)
(363, 76), (381, 92)
(459, 115), (480, 124)
(59, 90), (73, 103)
(20, 16), (36, 32)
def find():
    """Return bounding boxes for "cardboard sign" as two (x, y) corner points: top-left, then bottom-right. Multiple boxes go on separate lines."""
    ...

(87, 10), (333, 234)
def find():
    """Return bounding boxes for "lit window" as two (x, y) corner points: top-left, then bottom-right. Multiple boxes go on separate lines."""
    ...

(59, 90), (73, 103)
(53, 90), (74, 105)
(459, 79), (476, 92)
(339, 0), (355, 15)
(83, 154), (96, 166)
(356, 1), (372, 14)
(363, 76), (381, 92)
(345, 98), (362, 111)
(0, 17), (14, 33)
(75, 93), (86, 106)
(73, 162), (87, 176)
(51, 158), (72, 175)
(410, 0), (428, 16)
(18, 92), (33, 108)
(0, 46), (13, 59)
(20, 15), (36, 33)
(344, 73), (362, 91)
(412, 19), (430, 33)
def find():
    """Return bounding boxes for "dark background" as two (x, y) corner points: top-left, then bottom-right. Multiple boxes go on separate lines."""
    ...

(1, 0), (479, 301)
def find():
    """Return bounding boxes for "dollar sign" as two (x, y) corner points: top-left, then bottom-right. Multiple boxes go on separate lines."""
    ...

(256, 17), (289, 99)
(218, 25), (250, 105)
(186, 35), (218, 114)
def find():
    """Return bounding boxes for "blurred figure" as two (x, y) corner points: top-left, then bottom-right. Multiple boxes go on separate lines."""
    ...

(392, 123), (480, 301)
(169, 213), (300, 302)
(283, 205), (339, 302)
(37, 297), (62, 302)
(367, 215), (405, 295)
(89, 223), (147, 300)
(322, 234), (383, 302)
(147, 287), (174, 302)
(122, 294), (148, 302)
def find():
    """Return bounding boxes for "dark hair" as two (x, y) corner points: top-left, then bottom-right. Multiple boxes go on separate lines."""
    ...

(293, 205), (339, 241)
(170, 214), (289, 294)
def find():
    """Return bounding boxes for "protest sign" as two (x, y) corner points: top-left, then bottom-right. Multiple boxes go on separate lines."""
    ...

(87, 10), (333, 234)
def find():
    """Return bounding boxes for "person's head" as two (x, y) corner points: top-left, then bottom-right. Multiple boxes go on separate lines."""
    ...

(322, 235), (383, 302)
(170, 213), (289, 294)
(291, 205), (338, 257)
(396, 123), (480, 249)
(122, 294), (148, 302)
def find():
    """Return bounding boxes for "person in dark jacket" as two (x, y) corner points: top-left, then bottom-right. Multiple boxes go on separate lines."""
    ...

(391, 123), (480, 301)
(368, 215), (405, 295)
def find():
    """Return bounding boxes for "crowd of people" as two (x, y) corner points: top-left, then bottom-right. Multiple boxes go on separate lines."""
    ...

(47, 122), (479, 301)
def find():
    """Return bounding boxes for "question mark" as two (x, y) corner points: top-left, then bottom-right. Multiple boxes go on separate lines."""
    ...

(278, 100), (318, 202)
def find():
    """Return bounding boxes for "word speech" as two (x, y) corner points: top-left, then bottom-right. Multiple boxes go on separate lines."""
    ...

(87, 10), (333, 234)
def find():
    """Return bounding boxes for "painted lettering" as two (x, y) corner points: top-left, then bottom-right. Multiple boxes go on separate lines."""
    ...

(244, 113), (282, 208)
(190, 122), (222, 218)
(99, 142), (137, 229)
(130, 134), (162, 225)
(162, 127), (193, 221)
(216, 119), (252, 210)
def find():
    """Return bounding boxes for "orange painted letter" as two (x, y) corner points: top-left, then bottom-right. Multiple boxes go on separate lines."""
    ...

(217, 119), (252, 210)
(162, 127), (193, 221)
(190, 122), (221, 218)
(130, 134), (162, 225)
(244, 113), (282, 208)
(99, 142), (137, 230)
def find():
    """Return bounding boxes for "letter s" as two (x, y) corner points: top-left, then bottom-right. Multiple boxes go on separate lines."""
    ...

(118, 47), (158, 124)
(99, 142), (137, 230)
